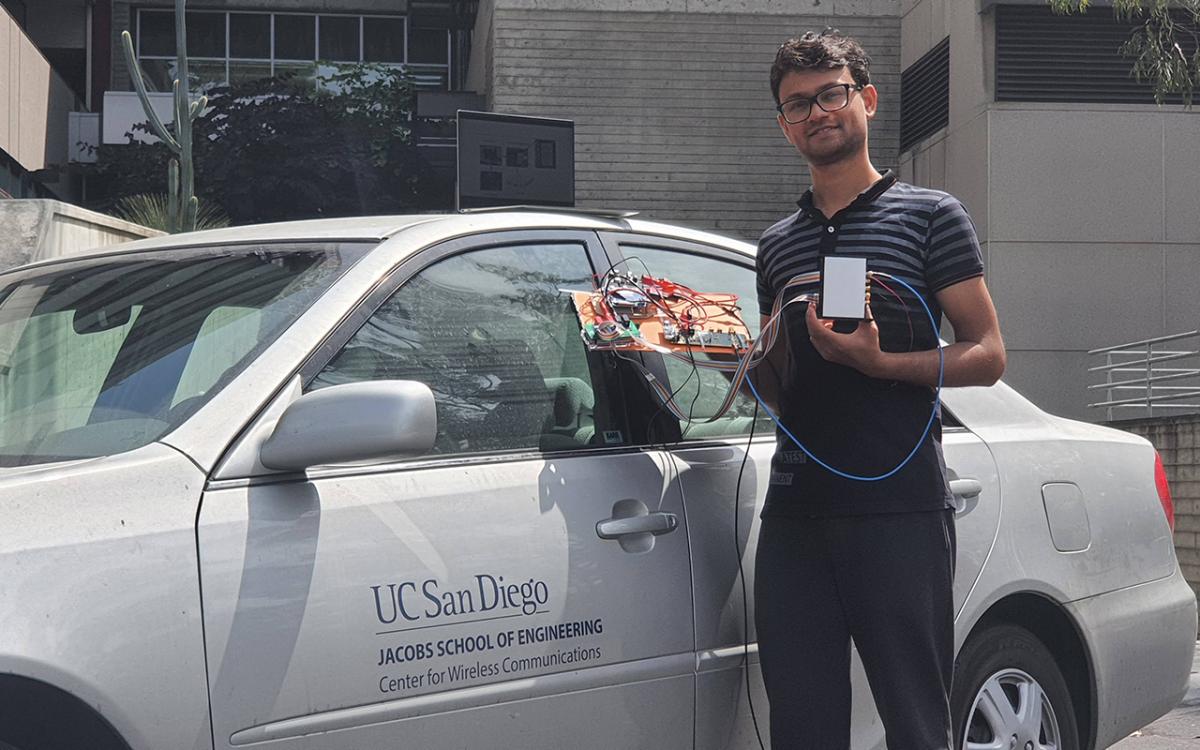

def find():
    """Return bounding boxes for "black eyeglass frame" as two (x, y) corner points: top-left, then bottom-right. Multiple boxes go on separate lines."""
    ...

(776, 83), (865, 124)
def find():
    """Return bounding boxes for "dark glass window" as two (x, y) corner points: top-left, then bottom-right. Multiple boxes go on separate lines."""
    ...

(139, 10), (175, 57)
(229, 62), (273, 84)
(319, 15), (360, 61)
(189, 62), (227, 92)
(138, 60), (174, 92)
(275, 14), (316, 60)
(230, 13), (271, 60)
(364, 17), (406, 63)
(408, 28), (449, 64)
(617, 245), (773, 439)
(185, 11), (226, 58)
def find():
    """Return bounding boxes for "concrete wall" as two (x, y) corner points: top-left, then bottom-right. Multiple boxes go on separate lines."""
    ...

(0, 199), (162, 271)
(898, 1), (1200, 422)
(985, 104), (1200, 422)
(1118, 415), (1200, 604)
(478, 0), (902, 239)
(0, 4), (79, 173)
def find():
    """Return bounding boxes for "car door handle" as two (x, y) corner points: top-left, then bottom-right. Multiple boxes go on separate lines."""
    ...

(596, 511), (679, 539)
(950, 478), (983, 499)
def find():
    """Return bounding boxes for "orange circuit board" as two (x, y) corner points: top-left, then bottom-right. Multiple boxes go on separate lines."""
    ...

(570, 277), (754, 354)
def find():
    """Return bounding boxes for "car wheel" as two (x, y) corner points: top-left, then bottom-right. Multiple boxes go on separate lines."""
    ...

(952, 624), (1081, 750)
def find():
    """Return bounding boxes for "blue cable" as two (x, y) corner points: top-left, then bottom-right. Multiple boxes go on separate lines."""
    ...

(744, 273), (944, 482)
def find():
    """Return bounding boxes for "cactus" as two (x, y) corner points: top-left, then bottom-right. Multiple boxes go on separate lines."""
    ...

(120, 0), (207, 233)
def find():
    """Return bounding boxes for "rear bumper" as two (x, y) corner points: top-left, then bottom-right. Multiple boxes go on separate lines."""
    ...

(1065, 567), (1197, 749)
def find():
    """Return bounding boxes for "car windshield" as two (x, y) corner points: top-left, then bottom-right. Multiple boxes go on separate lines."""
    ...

(0, 241), (372, 467)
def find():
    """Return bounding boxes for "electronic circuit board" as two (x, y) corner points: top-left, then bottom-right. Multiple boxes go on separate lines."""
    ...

(570, 275), (754, 354)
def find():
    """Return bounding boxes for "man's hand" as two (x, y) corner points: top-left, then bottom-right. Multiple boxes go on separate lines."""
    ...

(805, 302), (884, 377)
(803, 276), (1005, 388)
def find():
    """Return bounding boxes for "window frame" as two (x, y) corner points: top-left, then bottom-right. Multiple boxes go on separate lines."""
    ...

(295, 229), (650, 467)
(134, 8), (449, 91)
(595, 231), (777, 447)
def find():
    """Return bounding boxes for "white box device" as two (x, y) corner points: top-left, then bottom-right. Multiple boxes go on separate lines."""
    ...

(819, 256), (869, 321)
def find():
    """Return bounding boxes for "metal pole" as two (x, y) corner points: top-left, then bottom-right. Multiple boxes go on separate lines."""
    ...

(1146, 341), (1154, 418)
(1106, 351), (1114, 422)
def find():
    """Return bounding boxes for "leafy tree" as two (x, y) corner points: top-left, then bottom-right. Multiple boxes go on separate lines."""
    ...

(1049, 0), (1199, 105)
(87, 64), (448, 226)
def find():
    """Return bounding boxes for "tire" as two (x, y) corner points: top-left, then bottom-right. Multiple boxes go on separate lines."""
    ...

(951, 624), (1081, 750)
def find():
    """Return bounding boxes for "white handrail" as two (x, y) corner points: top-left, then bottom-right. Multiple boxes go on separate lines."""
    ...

(1088, 331), (1200, 420)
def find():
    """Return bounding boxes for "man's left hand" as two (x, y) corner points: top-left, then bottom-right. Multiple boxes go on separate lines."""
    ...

(805, 301), (884, 377)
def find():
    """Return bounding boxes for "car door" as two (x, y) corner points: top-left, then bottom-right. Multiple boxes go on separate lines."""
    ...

(598, 232), (1001, 750)
(197, 231), (696, 749)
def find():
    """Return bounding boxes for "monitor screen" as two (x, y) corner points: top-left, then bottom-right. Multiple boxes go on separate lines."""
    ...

(457, 110), (575, 209)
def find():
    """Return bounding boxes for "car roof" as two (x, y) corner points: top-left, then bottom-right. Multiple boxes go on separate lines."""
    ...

(5, 210), (758, 273)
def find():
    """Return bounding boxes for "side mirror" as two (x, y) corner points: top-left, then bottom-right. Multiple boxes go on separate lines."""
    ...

(260, 380), (437, 471)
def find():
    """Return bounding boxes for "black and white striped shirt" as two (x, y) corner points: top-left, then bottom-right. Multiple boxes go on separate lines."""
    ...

(754, 171), (984, 516)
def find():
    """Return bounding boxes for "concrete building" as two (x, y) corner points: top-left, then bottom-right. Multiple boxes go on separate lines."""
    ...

(0, 0), (88, 199)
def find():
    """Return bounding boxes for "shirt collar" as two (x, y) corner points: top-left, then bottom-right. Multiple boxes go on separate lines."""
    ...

(795, 169), (898, 218)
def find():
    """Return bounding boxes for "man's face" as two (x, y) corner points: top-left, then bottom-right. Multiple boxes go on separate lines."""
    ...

(776, 67), (877, 168)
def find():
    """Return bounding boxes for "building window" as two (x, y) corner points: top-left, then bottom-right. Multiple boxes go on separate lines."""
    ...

(134, 9), (452, 93)
(995, 4), (1193, 104)
(900, 37), (949, 152)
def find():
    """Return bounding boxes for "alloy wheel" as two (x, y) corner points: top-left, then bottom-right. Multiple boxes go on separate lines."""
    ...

(964, 667), (1062, 750)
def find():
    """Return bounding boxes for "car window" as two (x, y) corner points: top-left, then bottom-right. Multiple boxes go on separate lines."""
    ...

(0, 243), (369, 467)
(617, 244), (774, 440)
(310, 242), (622, 457)
(172, 305), (264, 408)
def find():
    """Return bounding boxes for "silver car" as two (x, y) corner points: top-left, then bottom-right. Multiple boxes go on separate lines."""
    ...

(0, 211), (1193, 750)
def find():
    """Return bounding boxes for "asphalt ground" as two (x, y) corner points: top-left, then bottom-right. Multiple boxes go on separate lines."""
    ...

(1108, 641), (1200, 749)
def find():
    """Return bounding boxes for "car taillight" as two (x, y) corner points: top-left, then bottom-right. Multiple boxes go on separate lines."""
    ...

(1154, 451), (1175, 531)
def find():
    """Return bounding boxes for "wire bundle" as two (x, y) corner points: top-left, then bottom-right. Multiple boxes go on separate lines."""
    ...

(588, 267), (818, 424)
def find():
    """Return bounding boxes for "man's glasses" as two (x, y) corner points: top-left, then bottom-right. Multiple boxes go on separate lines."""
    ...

(777, 83), (865, 124)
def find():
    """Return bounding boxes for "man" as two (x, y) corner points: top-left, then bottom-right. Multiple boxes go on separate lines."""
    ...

(750, 30), (1006, 749)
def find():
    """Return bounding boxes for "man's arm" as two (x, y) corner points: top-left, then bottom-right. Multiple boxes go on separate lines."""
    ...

(709, 313), (790, 411)
(748, 313), (790, 411)
(804, 275), (1005, 387)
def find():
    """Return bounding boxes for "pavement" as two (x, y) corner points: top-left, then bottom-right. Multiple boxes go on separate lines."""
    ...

(1108, 642), (1200, 749)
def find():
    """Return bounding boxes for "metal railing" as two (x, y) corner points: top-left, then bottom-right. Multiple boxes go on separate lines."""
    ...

(1089, 331), (1200, 421)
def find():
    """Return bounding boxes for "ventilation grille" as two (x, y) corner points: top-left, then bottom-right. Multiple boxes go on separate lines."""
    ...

(901, 37), (949, 152)
(996, 4), (1192, 104)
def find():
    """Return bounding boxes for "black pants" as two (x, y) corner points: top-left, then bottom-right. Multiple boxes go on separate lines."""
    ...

(754, 509), (956, 750)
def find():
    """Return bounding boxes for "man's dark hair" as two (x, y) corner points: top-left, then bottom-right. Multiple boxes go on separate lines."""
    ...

(770, 29), (871, 104)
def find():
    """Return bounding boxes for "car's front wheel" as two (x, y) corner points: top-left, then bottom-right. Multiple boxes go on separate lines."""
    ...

(952, 624), (1081, 750)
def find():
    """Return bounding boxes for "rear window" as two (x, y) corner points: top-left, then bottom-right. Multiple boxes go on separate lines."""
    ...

(0, 242), (371, 467)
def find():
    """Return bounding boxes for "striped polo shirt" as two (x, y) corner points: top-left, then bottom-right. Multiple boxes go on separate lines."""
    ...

(754, 170), (984, 516)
